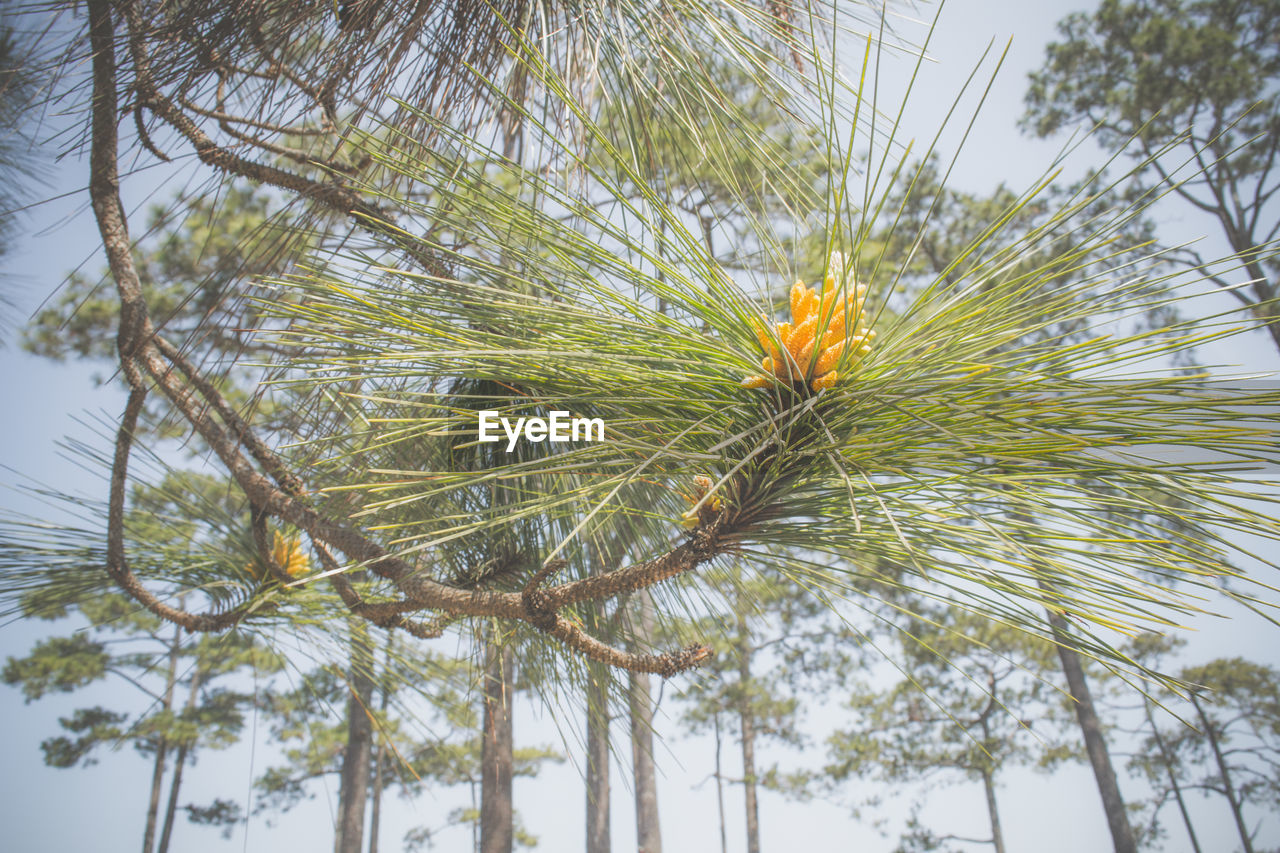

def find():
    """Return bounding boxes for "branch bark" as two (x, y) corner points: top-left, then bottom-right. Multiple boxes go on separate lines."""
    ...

(85, 0), (756, 678)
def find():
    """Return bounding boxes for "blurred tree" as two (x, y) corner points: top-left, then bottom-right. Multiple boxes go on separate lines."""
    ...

(866, 156), (1181, 853)
(585, 654), (612, 853)
(574, 568), (630, 853)
(2, 587), (282, 853)
(825, 605), (1071, 853)
(1088, 633), (1204, 852)
(252, 634), (560, 852)
(1023, 0), (1280, 350)
(1129, 653), (1280, 853)
(628, 590), (663, 853)
(16, 176), (388, 850)
(674, 561), (856, 853)
(24, 184), (313, 365)
(0, 17), (39, 265)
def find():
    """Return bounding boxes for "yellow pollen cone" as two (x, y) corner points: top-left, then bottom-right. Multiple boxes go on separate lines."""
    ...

(790, 281), (811, 323)
(815, 340), (846, 375)
(795, 337), (816, 374)
(753, 318), (780, 361)
(272, 531), (310, 577)
(812, 371), (839, 391)
(743, 259), (873, 393)
(786, 316), (817, 357)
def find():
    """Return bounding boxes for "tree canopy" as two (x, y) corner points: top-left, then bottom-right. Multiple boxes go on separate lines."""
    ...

(1023, 0), (1280, 347)
(7, 2), (1280, 847)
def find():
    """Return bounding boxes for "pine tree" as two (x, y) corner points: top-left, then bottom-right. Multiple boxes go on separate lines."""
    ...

(3, 585), (282, 852)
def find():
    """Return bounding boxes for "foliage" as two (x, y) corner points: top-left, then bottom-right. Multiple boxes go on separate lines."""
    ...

(826, 603), (1072, 849)
(1023, 0), (1280, 341)
(7, 0), (1276, 697)
(24, 184), (314, 364)
(1024, 0), (1280, 150)
(263, 48), (1280, 679)
(0, 16), (40, 265)
(10, 0), (1278, 706)
(1128, 646), (1280, 848)
(10, 4), (1280, 851)
(1, 589), (282, 846)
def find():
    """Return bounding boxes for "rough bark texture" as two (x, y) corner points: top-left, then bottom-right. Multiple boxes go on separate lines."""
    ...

(586, 661), (611, 853)
(480, 636), (515, 853)
(629, 593), (662, 853)
(336, 624), (375, 853)
(1047, 610), (1137, 853)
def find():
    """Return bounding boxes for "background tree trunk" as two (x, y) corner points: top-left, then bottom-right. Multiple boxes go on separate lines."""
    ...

(368, 746), (383, 853)
(480, 631), (514, 853)
(1145, 701), (1202, 853)
(979, 712), (1007, 853)
(336, 622), (375, 853)
(737, 611), (760, 853)
(629, 592), (662, 853)
(1190, 692), (1255, 853)
(369, 634), (393, 853)
(586, 660), (611, 853)
(157, 667), (203, 853)
(143, 623), (181, 853)
(143, 737), (168, 853)
(1047, 610), (1136, 853)
(980, 767), (1007, 853)
(713, 711), (728, 853)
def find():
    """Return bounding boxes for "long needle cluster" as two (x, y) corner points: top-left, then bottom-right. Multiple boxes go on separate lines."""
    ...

(743, 254), (875, 392)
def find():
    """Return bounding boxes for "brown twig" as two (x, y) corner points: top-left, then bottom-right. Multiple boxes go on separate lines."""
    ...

(103, 384), (248, 632)
(84, 0), (743, 677)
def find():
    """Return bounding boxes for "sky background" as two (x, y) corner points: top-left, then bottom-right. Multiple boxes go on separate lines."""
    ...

(2, 1), (1279, 851)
